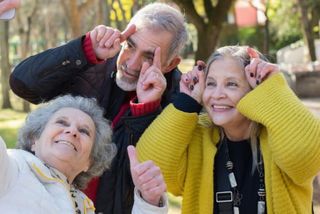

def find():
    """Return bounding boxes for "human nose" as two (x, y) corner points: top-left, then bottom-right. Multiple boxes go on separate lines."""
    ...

(211, 86), (226, 99)
(65, 126), (78, 138)
(126, 52), (141, 71)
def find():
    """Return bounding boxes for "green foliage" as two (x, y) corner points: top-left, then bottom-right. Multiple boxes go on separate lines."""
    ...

(0, 109), (26, 148)
(268, 0), (302, 45)
(219, 25), (264, 50)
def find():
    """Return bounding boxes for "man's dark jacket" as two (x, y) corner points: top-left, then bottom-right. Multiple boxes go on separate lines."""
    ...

(10, 36), (181, 214)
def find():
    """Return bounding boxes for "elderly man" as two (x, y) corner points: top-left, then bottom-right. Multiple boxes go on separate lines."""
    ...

(10, 2), (188, 214)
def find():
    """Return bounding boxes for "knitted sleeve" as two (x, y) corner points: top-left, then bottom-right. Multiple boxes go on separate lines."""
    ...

(237, 73), (320, 184)
(136, 104), (199, 195)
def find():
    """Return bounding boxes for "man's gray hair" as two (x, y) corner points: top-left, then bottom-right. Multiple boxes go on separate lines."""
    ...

(17, 95), (116, 189)
(130, 2), (188, 60)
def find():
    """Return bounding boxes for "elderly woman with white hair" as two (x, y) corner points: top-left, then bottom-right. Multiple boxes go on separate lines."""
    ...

(0, 95), (168, 214)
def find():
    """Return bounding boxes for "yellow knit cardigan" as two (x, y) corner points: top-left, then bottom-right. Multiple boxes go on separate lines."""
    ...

(137, 73), (320, 214)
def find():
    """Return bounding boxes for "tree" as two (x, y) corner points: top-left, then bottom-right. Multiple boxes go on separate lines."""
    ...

(250, 0), (270, 55)
(171, 0), (235, 61)
(0, 21), (12, 109)
(15, 0), (39, 112)
(60, 0), (97, 38)
(296, 0), (317, 61)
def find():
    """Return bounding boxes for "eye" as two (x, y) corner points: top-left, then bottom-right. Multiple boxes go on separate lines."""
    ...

(124, 41), (134, 50)
(227, 82), (238, 87)
(79, 128), (90, 137)
(206, 81), (216, 87)
(56, 119), (69, 126)
(143, 56), (154, 64)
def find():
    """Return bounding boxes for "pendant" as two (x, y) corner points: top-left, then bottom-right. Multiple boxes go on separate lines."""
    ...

(234, 206), (240, 214)
(257, 201), (265, 214)
(226, 160), (233, 170)
(229, 172), (237, 188)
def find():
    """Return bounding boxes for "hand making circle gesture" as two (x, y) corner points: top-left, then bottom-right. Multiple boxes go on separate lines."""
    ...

(180, 60), (206, 104)
(244, 47), (280, 89)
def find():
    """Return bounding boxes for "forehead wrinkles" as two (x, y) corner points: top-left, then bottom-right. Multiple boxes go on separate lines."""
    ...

(130, 28), (172, 61)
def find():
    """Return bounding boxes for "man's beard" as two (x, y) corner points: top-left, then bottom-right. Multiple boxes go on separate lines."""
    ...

(115, 64), (138, 91)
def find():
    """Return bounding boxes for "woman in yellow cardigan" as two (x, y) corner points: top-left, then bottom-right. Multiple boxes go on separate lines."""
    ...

(136, 46), (320, 214)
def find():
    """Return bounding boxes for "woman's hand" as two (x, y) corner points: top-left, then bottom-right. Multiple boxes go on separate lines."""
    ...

(128, 146), (166, 207)
(180, 60), (206, 104)
(245, 47), (280, 89)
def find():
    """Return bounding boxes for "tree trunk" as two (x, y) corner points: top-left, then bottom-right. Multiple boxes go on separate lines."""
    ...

(16, 1), (38, 112)
(196, 24), (222, 61)
(0, 21), (12, 109)
(297, 0), (316, 61)
(172, 0), (235, 61)
(70, 0), (81, 37)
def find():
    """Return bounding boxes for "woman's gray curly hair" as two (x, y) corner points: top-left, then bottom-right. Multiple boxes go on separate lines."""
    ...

(16, 95), (117, 189)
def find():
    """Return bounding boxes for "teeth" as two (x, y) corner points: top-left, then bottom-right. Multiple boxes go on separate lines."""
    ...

(213, 105), (230, 109)
(55, 140), (77, 151)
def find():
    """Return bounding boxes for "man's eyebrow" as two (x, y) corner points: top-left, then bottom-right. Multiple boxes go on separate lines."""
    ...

(127, 37), (155, 58)
(127, 37), (136, 47)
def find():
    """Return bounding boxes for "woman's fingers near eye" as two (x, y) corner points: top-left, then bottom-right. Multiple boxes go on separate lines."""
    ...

(193, 76), (199, 84)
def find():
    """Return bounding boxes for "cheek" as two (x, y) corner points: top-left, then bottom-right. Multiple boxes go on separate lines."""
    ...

(117, 50), (128, 64)
(233, 91), (248, 103)
(83, 139), (94, 156)
(202, 89), (211, 104)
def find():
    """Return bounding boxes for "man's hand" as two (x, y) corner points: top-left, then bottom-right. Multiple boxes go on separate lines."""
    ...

(127, 145), (166, 207)
(89, 24), (136, 60)
(136, 47), (167, 103)
(0, 0), (21, 16)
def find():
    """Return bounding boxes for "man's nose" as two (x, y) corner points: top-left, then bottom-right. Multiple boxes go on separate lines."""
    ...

(126, 52), (142, 71)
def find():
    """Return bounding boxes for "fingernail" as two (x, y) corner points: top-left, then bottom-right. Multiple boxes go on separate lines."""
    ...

(189, 85), (194, 90)
(198, 65), (203, 71)
(193, 76), (198, 84)
(256, 80), (260, 85)
(250, 73), (254, 78)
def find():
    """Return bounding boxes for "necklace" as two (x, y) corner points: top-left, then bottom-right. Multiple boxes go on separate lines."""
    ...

(216, 138), (266, 214)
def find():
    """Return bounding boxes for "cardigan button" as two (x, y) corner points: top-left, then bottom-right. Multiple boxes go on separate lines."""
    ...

(75, 59), (82, 66)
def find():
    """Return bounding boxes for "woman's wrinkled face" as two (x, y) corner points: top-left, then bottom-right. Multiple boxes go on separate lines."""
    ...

(32, 107), (95, 180)
(202, 57), (251, 129)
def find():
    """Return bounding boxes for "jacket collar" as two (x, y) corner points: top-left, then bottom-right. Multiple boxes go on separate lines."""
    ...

(20, 150), (69, 185)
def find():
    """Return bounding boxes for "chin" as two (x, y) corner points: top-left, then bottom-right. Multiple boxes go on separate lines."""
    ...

(115, 75), (137, 91)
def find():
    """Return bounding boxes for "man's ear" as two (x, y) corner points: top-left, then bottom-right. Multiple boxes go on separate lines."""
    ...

(163, 56), (181, 74)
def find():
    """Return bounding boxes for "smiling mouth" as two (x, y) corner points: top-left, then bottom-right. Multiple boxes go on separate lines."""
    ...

(120, 64), (139, 79)
(212, 105), (232, 111)
(54, 140), (77, 151)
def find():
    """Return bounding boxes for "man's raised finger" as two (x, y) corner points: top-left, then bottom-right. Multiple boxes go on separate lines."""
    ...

(120, 24), (136, 42)
(153, 47), (161, 69)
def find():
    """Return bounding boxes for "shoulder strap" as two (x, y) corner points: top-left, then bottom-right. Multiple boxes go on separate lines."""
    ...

(215, 141), (233, 213)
